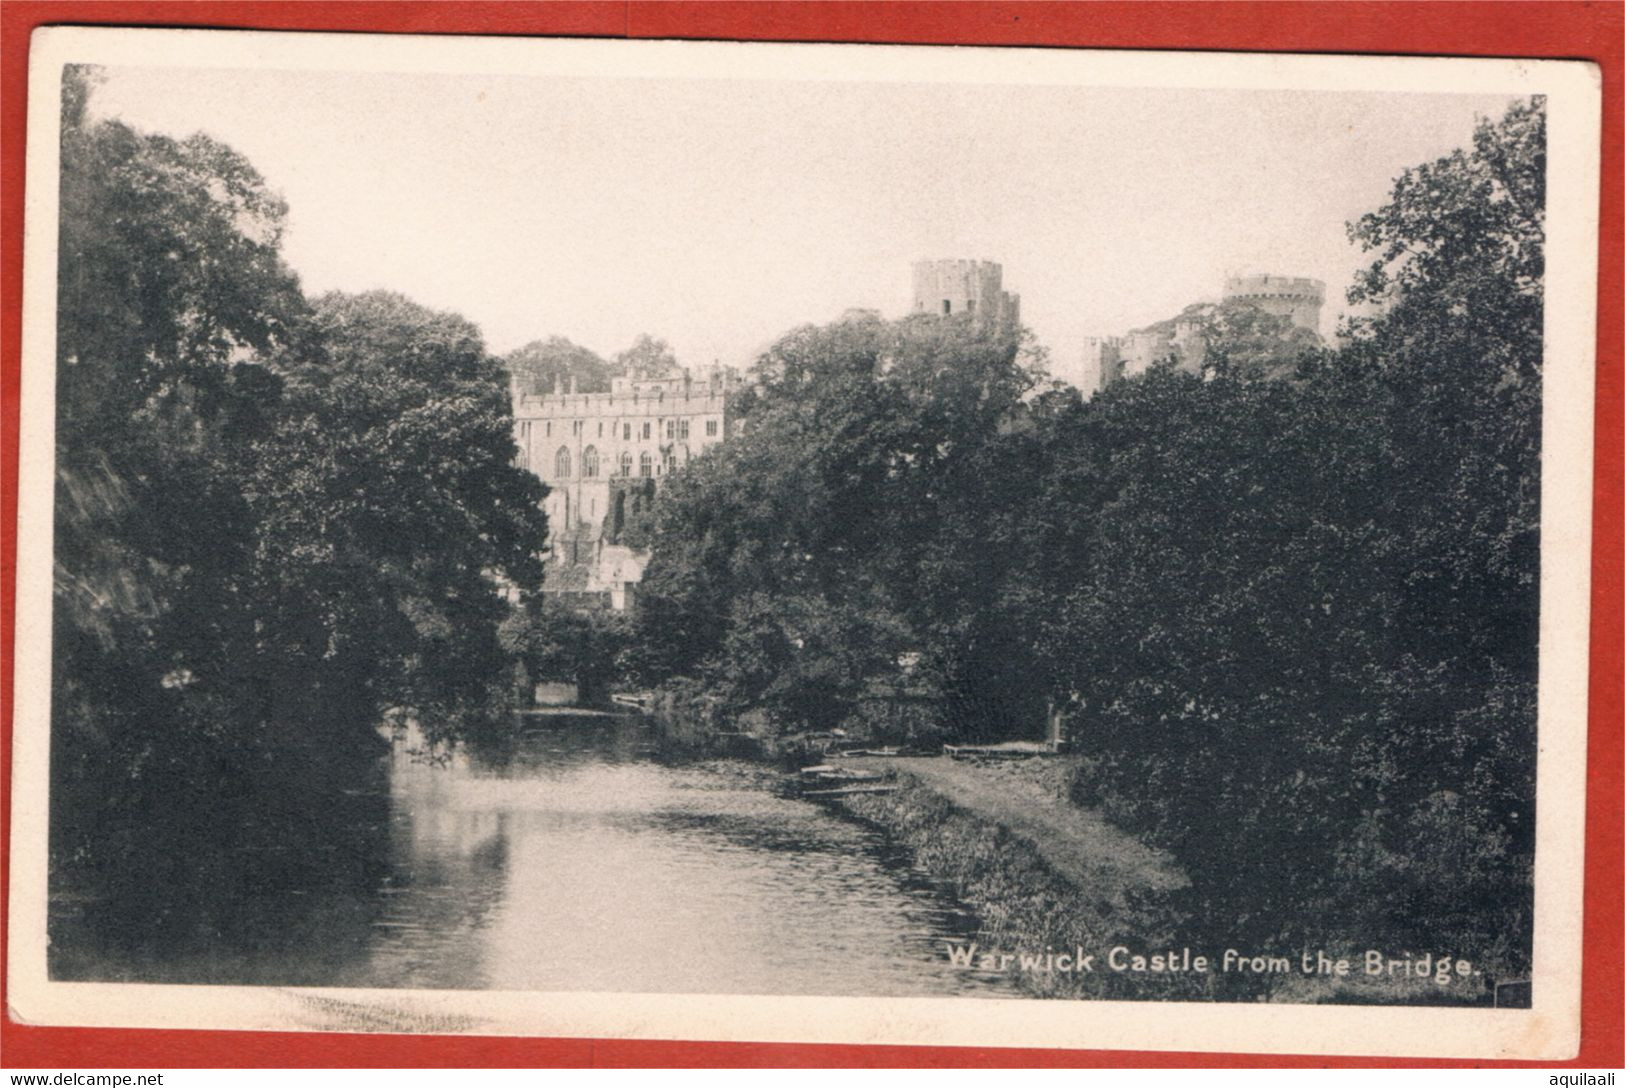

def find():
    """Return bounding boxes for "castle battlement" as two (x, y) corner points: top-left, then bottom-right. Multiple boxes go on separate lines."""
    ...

(1221, 273), (1325, 337)
(514, 388), (732, 417)
(1222, 274), (1326, 300)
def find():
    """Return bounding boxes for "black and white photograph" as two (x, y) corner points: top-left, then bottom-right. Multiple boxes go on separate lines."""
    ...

(7, 29), (1600, 1059)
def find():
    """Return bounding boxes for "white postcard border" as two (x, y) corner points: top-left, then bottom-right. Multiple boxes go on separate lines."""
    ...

(8, 27), (1603, 1060)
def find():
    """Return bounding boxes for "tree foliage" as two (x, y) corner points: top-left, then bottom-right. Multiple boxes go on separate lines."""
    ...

(505, 335), (614, 394)
(1047, 99), (1545, 964)
(634, 311), (1046, 733)
(630, 99), (1544, 970)
(50, 70), (549, 907)
(1198, 300), (1324, 380)
(613, 333), (679, 379)
(499, 601), (630, 706)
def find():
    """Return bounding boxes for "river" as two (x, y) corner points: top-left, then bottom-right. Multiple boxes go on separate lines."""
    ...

(50, 712), (1016, 998)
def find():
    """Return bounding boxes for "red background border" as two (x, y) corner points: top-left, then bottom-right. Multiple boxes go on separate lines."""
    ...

(2, 1), (1620, 1070)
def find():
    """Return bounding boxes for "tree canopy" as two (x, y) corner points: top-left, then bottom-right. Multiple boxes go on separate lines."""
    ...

(633, 310), (1048, 734)
(51, 69), (550, 906)
(614, 333), (680, 379)
(505, 335), (614, 394)
(629, 98), (1545, 972)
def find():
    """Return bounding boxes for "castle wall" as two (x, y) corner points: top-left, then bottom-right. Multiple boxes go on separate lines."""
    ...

(911, 259), (1020, 326)
(1120, 329), (1170, 379)
(512, 375), (736, 558)
(1221, 274), (1326, 336)
(1086, 273), (1323, 394)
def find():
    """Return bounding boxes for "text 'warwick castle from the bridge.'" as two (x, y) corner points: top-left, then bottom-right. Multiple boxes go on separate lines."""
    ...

(511, 259), (1324, 612)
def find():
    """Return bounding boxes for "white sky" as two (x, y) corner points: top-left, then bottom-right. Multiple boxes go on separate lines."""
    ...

(87, 65), (1518, 387)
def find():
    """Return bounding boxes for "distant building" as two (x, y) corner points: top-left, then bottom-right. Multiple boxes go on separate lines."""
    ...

(1221, 274), (1325, 335)
(910, 259), (1021, 326)
(1083, 273), (1325, 395)
(512, 360), (742, 610)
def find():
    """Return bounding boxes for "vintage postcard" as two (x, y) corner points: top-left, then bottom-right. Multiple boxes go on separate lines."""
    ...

(8, 27), (1602, 1059)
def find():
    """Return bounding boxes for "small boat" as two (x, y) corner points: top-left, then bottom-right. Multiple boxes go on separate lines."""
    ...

(944, 742), (1057, 760)
(802, 784), (900, 798)
(812, 769), (888, 783)
(611, 692), (653, 710)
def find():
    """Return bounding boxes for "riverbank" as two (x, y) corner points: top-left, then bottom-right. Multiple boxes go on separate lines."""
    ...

(826, 754), (1500, 1006)
(830, 754), (1205, 1001)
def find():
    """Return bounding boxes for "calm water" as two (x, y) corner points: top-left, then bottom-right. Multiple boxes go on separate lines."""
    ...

(51, 714), (1015, 997)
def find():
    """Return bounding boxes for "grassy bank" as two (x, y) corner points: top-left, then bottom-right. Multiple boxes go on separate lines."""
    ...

(836, 759), (1208, 1001)
(834, 757), (1502, 1005)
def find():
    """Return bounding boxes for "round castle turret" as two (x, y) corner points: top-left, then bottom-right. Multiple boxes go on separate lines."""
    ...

(1222, 274), (1325, 337)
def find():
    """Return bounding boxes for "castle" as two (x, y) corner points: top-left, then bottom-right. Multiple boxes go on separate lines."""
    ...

(513, 260), (1327, 609)
(910, 259), (1021, 326)
(513, 259), (1022, 609)
(1083, 274), (1325, 393)
(511, 362), (741, 609)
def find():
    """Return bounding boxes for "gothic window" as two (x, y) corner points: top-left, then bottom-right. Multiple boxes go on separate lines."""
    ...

(678, 419), (689, 440)
(623, 423), (631, 441)
(706, 419), (718, 437)
(942, 299), (951, 314)
(555, 446), (571, 478)
(598, 422), (603, 437)
(966, 298), (976, 313)
(642, 422), (651, 440)
(582, 445), (599, 478)
(664, 453), (678, 475)
(666, 420), (675, 440)
(639, 451), (652, 477)
(619, 451), (633, 477)
(546, 421), (552, 437)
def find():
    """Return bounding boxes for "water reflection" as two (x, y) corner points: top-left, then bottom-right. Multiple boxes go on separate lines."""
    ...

(52, 713), (1014, 998)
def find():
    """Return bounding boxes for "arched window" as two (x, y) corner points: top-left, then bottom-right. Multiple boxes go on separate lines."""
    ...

(555, 446), (571, 478)
(582, 445), (599, 478)
(639, 451), (652, 478)
(619, 451), (633, 477)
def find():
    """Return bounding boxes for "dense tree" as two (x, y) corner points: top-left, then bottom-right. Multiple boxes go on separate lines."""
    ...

(1046, 99), (1545, 966)
(505, 335), (614, 394)
(247, 291), (549, 741)
(613, 333), (679, 379)
(1197, 300), (1324, 380)
(52, 65), (312, 880)
(499, 601), (630, 706)
(50, 71), (549, 922)
(634, 311), (1047, 734)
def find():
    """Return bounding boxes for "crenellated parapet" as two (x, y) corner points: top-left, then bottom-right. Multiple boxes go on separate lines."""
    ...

(1221, 274), (1325, 335)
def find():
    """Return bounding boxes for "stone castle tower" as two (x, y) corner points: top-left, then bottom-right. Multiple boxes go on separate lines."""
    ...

(911, 259), (1021, 326)
(1221, 274), (1326, 337)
